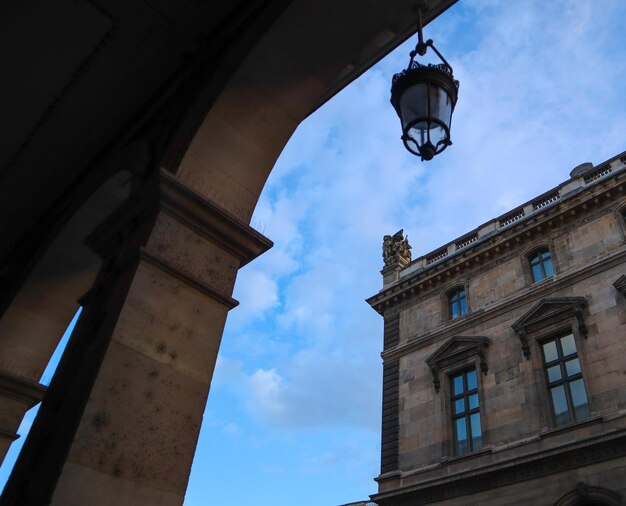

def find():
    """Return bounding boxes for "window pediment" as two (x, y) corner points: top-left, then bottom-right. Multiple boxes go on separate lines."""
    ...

(512, 297), (587, 358)
(426, 336), (490, 392)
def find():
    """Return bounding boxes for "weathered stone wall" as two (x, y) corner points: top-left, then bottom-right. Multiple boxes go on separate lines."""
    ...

(430, 456), (626, 505)
(372, 177), (626, 505)
(397, 261), (625, 472)
(399, 207), (624, 340)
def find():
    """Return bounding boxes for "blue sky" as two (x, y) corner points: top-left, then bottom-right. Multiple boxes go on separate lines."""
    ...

(185, 2), (626, 505)
(2, 1), (626, 504)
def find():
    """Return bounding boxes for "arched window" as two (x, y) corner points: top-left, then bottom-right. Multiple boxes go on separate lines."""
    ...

(529, 248), (554, 282)
(555, 482), (622, 506)
(448, 287), (467, 319)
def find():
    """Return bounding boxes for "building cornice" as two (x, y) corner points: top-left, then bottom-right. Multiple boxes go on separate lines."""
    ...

(368, 163), (626, 315)
(0, 369), (46, 406)
(140, 249), (239, 310)
(380, 246), (626, 361)
(371, 427), (626, 506)
(159, 169), (273, 267)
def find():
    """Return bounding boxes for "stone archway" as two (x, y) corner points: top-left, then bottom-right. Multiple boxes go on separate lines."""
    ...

(0, 1), (459, 504)
(0, 166), (136, 462)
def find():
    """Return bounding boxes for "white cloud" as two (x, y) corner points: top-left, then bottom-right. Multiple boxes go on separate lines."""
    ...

(222, 422), (240, 437)
(248, 368), (286, 421)
(230, 268), (280, 324)
(213, 0), (626, 435)
(212, 355), (244, 385)
(188, 3), (626, 505)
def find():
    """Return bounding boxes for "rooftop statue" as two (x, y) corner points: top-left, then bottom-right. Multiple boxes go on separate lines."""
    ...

(383, 229), (412, 268)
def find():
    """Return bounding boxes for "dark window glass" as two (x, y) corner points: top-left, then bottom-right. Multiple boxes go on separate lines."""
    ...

(541, 333), (589, 426)
(529, 249), (554, 282)
(560, 334), (576, 356)
(451, 369), (482, 455)
(547, 365), (562, 382)
(542, 341), (558, 362)
(448, 288), (467, 320)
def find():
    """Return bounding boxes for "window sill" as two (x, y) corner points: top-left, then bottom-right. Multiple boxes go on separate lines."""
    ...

(441, 446), (492, 465)
(528, 274), (557, 287)
(538, 415), (602, 439)
(449, 311), (470, 323)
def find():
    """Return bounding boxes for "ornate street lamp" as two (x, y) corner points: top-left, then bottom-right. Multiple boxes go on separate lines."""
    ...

(390, 9), (459, 161)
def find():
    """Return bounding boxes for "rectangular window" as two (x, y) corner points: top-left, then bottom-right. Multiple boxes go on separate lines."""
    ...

(530, 249), (554, 282)
(451, 369), (482, 455)
(541, 333), (590, 426)
(449, 288), (467, 319)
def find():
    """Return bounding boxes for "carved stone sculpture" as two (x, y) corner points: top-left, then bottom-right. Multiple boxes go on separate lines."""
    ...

(383, 229), (412, 268)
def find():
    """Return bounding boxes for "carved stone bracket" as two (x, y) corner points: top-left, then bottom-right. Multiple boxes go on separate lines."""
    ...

(614, 274), (626, 296)
(518, 329), (530, 359)
(426, 336), (490, 392)
(511, 297), (587, 359)
(574, 308), (588, 338)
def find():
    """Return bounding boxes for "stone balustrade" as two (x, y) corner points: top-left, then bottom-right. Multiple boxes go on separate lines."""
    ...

(398, 154), (626, 281)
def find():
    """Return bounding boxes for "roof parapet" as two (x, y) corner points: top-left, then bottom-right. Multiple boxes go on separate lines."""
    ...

(385, 151), (626, 289)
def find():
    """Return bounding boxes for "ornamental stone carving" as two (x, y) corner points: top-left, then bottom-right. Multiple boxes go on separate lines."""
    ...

(614, 274), (626, 296)
(383, 229), (412, 268)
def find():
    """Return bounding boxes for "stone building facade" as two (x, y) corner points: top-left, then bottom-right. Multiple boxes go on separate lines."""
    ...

(367, 152), (626, 505)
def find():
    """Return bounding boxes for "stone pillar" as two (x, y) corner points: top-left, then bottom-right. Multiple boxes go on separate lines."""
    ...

(0, 372), (46, 461)
(1, 170), (271, 506)
(0, 171), (130, 465)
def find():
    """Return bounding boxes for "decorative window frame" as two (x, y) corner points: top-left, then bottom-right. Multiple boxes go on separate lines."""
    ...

(613, 201), (626, 241)
(511, 297), (591, 430)
(511, 297), (587, 359)
(426, 336), (490, 392)
(522, 242), (558, 286)
(426, 336), (490, 459)
(441, 282), (470, 323)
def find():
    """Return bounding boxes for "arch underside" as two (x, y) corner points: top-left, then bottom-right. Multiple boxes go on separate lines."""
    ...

(0, 0), (459, 504)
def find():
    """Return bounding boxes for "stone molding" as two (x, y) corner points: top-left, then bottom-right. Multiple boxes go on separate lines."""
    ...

(511, 297), (587, 358)
(425, 336), (490, 392)
(368, 167), (626, 314)
(380, 248), (626, 361)
(371, 430), (626, 506)
(140, 249), (239, 310)
(0, 369), (46, 406)
(0, 370), (46, 445)
(614, 274), (626, 296)
(555, 483), (622, 506)
(159, 169), (272, 267)
(0, 428), (20, 443)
